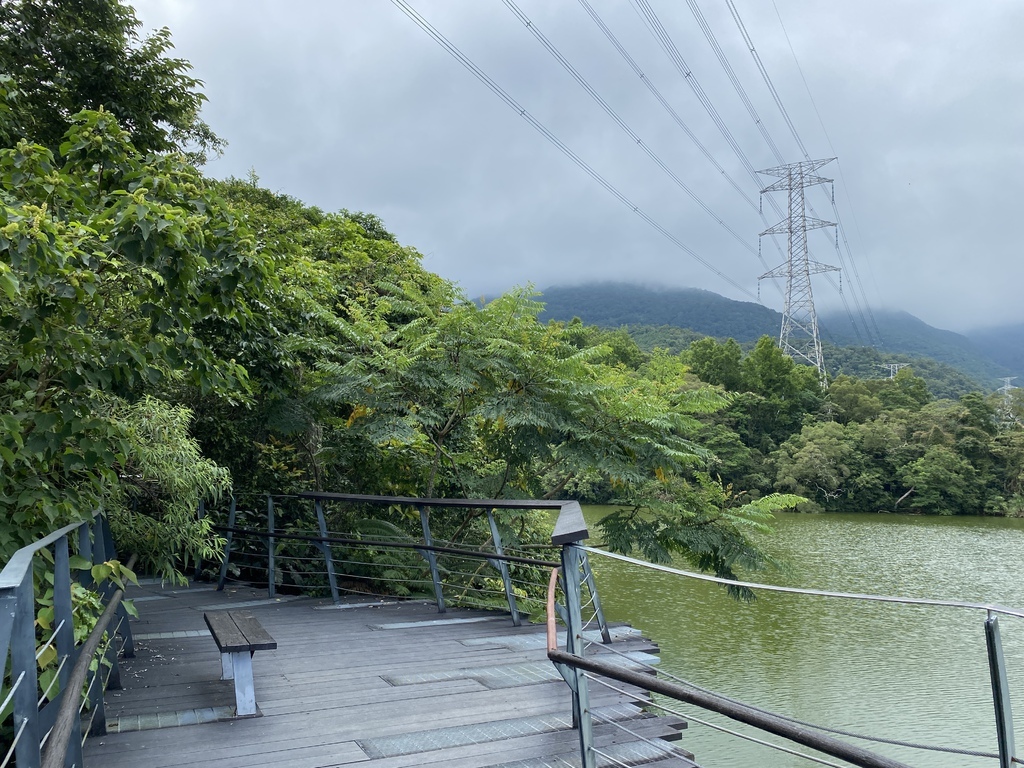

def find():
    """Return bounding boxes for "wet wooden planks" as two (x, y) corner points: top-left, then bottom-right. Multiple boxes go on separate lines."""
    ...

(85, 581), (696, 768)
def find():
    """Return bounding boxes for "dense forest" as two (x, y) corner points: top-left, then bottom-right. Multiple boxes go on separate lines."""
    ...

(2, 0), (1022, 594)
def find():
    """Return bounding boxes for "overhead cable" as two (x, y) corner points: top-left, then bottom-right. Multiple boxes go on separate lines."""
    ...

(576, 0), (758, 212)
(502, 0), (768, 269)
(390, 0), (759, 301)
(685, 0), (785, 164)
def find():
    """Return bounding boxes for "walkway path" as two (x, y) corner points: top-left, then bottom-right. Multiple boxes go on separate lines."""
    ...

(83, 580), (696, 768)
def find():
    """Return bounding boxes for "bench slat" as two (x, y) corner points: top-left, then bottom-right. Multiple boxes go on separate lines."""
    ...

(204, 612), (250, 653)
(231, 611), (277, 651)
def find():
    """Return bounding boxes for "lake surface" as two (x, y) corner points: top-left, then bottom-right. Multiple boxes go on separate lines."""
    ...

(581, 508), (1024, 767)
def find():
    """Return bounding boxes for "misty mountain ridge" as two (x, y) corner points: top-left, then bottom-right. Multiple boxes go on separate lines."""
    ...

(537, 283), (1019, 389)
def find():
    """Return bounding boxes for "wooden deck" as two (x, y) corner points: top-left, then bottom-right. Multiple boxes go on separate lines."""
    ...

(83, 580), (697, 768)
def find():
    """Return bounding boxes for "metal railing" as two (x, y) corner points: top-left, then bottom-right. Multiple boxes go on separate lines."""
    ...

(546, 506), (1023, 768)
(0, 511), (135, 768)
(210, 492), (609, 632)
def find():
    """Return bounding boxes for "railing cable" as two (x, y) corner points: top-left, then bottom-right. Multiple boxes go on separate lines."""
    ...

(584, 546), (1024, 618)
(587, 674), (846, 768)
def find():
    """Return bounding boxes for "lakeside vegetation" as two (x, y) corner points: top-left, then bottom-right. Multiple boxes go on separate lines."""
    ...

(2, 0), (1022, 596)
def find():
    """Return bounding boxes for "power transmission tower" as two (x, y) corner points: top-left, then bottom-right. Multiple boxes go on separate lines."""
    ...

(880, 363), (907, 380)
(997, 377), (1018, 429)
(758, 158), (840, 382)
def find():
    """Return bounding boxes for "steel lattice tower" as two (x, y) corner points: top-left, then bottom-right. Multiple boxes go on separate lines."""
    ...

(998, 377), (1018, 430)
(758, 158), (840, 381)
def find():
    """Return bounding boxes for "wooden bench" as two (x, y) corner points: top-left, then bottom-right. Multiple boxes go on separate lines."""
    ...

(203, 611), (277, 717)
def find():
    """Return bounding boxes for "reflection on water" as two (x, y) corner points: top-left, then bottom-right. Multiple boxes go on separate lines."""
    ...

(582, 509), (1024, 768)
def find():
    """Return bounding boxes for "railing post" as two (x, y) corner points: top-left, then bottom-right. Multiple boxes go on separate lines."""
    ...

(561, 544), (596, 768)
(552, 502), (595, 768)
(217, 496), (236, 591)
(52, 534), (85, 768)
(986, 614), (1017, 768)
(418, 504), (446, 614)
(267, 495), (276, 599)
(12, 570), (41, 768)
(314, 498), (340, 604)
(92, 515), (108, 564)
(77, 523), (93, 587)
(486, 509), (520, 626)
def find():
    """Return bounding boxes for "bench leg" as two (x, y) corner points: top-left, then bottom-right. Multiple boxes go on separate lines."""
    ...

(230, 651), (258, 717)
(221, 652), (233, 680)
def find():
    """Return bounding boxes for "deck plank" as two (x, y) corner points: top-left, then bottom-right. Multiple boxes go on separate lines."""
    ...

(84, 582), (695, 768)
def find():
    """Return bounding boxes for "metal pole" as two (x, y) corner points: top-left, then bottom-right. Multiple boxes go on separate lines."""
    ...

(267, 495), (276, 599)
(986, 614), (1017, 768)
(418, 504), (446, 614)
(314, 499), (340, 604)
(486, 510), (520, 625)
(217, 496), (236, 591)
(12, 571), (41, 768)
(52, 536), (83, 768)
(560, 544), (595, 768)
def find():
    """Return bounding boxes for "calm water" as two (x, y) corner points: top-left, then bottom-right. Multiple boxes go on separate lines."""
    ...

(581, 508), (1024, 768)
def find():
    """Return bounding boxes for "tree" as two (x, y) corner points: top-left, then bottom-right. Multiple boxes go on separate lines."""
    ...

(0, 0), (221, 161)
(0, 108), (268, 559)
(688, 337), (743, 391)
(898, 445), (980, 515)
(771, 421), (862, 511)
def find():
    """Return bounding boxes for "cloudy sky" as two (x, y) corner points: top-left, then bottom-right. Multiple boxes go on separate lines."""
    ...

(133, 0), (1024, 333)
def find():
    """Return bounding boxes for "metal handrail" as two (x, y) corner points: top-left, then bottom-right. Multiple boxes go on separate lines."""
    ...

(40, 554), (136, 768)
(547, 504), (1023, 768)
(0, 511), (134, 768)
(211, 494), (591, 630)
(544, 564), (914, 768)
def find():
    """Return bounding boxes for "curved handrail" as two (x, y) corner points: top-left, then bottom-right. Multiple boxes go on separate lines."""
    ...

(40, 554), (137, 768)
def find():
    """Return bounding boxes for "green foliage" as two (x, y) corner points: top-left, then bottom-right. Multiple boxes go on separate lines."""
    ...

(0, 106), (266, 562)
(600, 482), (803, 599)
(0, 0), (222, 162)
(106, 397), (230, 583)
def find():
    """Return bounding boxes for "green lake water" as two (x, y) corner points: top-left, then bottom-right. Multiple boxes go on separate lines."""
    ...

(580, 507), (1024, 767)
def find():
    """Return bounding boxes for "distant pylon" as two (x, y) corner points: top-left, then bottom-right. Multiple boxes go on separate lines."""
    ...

(997, 377), (1018, 429)
(880, 363), (907, 380)
(757, 158), (840, 382)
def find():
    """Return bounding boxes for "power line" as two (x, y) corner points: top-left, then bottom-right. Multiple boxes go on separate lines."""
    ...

(623, 0), (793, 276)
(575, 0), (758, 212)
(502, 0), (767, 268)
(630, 0), (764, 186)
(684, 0), (785, 164)
(725, 0), (807, 159)
(390, 0), (758, 301)
(761, 0), (884, 345)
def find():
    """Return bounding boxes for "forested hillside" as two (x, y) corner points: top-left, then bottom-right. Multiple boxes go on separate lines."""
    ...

(820, 309), (1011, 385)
(538, 283), (779, 340)
(540, 283), (1017, 392)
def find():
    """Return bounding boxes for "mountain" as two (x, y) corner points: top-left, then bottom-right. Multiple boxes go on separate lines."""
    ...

(536, 283), (779, 341)
(819, 309), (1011, 387)
(965, 323), (1024, 380)
(537, 283), (1017, 391)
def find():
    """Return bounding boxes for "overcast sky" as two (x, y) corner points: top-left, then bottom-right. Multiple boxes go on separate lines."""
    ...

(133, 0), (1024, 333)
